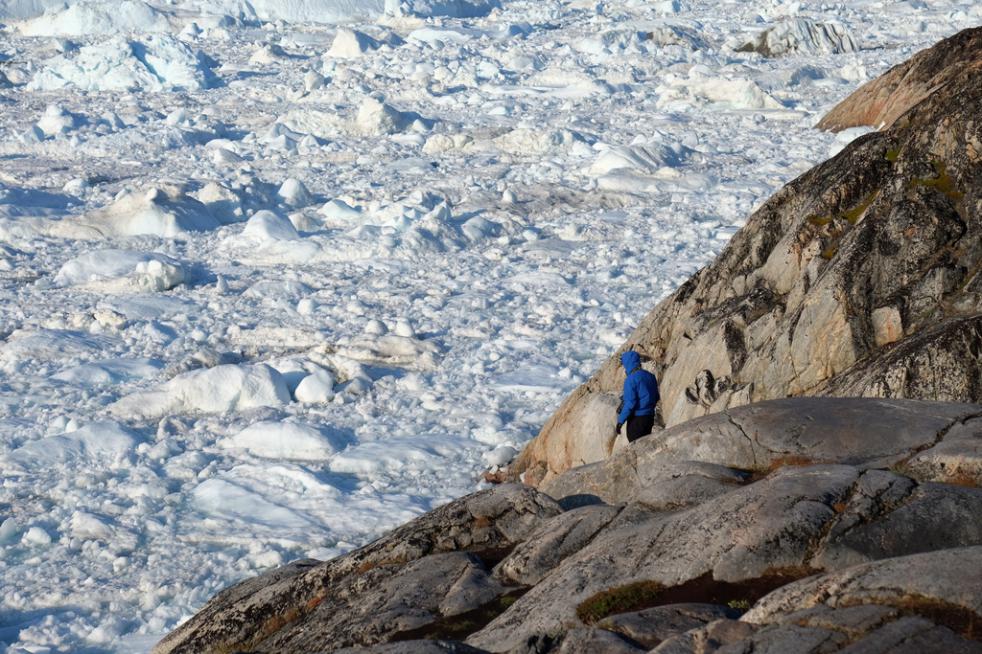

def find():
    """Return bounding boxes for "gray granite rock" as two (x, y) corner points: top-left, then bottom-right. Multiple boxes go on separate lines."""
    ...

(494, 504), (622, 586)
(153, 484), (561, 654)
(540, 398), (982, 505)
(596, 603), (739, 649)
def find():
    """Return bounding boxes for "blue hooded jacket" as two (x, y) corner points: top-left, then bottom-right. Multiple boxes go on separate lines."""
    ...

(617, 351), (660, 424)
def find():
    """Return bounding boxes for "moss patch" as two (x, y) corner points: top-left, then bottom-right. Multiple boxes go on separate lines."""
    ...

(577, 581), (666, 624)
(912, 160), (964, 202)
(576, 570), (816, 625)
(841, 191), (879, 225)
(885, 148), (900, 162)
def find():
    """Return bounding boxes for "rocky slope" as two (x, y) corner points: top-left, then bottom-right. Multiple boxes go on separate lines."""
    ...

(512, 27), (982, 486)
(154, 398), (982, 653)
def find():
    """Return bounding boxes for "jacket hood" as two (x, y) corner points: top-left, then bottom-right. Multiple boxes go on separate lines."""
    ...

(621, 350), (641, 372)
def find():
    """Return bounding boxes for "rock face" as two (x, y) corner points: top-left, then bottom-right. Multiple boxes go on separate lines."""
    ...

(817, 27), (982, 132)
(513, 27), (982, 485)
(155, 400), (982, 654)
(152, 484), (561, 654)
(540, 397), (982, 505)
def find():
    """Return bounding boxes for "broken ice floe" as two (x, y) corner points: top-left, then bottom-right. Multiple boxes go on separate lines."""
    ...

(54, 249), (186, 292)
(29, 34), (218, 92)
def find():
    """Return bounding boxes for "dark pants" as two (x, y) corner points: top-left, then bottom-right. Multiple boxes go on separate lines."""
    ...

(626, 414), (655, 442)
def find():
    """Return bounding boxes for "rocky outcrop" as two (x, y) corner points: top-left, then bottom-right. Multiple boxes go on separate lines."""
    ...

(540, 397), (982, 505)
(817, 27), (982, 132)
(156, 400), (982, 654)
(152, 484), (561, 654)
(513, 27), (982, 486)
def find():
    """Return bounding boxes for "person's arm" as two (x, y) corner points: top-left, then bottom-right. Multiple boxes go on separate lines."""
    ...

(617, 374), (638, 425)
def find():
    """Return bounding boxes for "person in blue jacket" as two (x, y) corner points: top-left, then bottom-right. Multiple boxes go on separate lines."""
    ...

(615, 350), (660, 442)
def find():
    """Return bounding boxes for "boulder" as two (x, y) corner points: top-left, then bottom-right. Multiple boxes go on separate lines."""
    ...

(152, 484), (561, 654)
(650, 611), (982, 654)
(513, 27), (982, 485)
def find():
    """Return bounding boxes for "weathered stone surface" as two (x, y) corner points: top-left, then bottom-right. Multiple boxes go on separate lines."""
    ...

(541, 457), (745, 508)
(552, 627), (644, 653)
(810, 474), (982, 570)
(817, 27), (982, 132)
(651, 612), (982, 654)
(153, 484), (561, 654)
(647, 619), (758, 654)
(494, 504), (622, 586)
(744, 546), (982, 624)
(596, 603), (739, 649)
(469, 467), (982, 651)
(516, 389), (628, 486)
(469, 466), (851, 651)
(335, 641), (490, 654)
(513, 27), (982, 485)
(899, 415), (982, 486)
(539, 398), (982, 505)
(258, 552), (503, 651)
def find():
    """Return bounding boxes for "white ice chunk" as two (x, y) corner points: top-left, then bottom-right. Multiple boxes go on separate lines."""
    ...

(2, 421), (139, 471)
(75, 186), (219, 239)
(191, 477), (313, 529)
(29, 34), (217, 92)
(277, 178), (314, 208)
(659, 76), (784, 110)
(588, 141), (688, 176)
(110, 364), (291, 420)
(327, 28), (381, 58)
(385, 0), (501, 19)
(22, 526), (53, 546)
(53, 358), (163, 385)
(36, 103), (79, 136)
(221, 420), (339, 461)
(54, 249), (186, 292)
(240, 210), (301, 243)
(17, 0), (172, 37)
(294, 369), (336, 403)
(70, 511), (114, 541)
(733, 18), (858, 56)
(482, 445), (518, 467)
(354, 97), (431, 136)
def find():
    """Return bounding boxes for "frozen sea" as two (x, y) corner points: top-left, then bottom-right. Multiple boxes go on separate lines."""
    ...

(0, 0), (978, 650)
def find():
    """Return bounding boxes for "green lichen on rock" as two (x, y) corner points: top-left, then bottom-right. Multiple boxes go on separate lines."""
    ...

(576, 581), (665, 624)
(912, 160), (964, 202)
(842, 191), (879, 224)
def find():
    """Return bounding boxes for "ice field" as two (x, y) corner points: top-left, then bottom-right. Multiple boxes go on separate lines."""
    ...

(0, 0), (978, 650)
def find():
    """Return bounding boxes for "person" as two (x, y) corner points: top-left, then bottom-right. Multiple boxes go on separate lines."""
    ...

(615, 350), (660, 442)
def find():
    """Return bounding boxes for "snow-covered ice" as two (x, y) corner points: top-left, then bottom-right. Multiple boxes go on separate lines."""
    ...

(0, 0), (977, 651)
